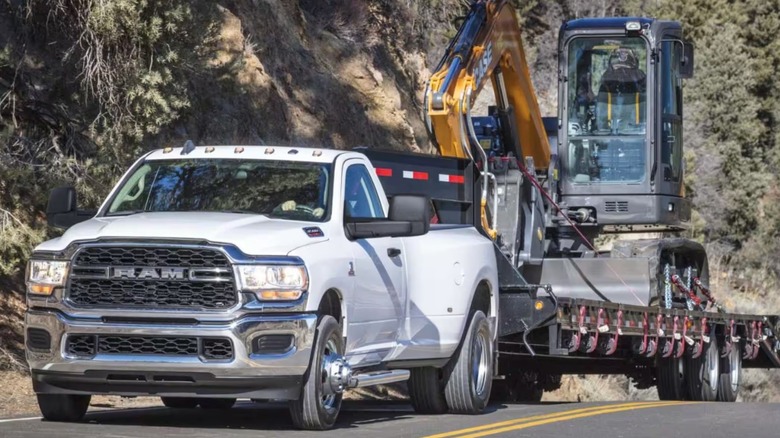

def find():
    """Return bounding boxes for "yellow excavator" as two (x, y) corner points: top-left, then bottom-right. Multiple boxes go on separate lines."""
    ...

(425, 0), (550, 239)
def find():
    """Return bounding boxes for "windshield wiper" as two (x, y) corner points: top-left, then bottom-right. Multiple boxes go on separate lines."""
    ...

(221, 209), (260, 215)
(104, 210), (147, 217)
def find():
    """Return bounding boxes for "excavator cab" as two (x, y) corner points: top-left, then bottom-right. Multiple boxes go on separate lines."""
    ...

(557, 18), (694, 231)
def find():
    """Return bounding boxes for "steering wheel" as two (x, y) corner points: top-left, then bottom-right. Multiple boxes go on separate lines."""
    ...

(294, 205), (315, 214)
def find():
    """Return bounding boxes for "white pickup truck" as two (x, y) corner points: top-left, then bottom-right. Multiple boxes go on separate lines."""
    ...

(24, 145), (498, 430)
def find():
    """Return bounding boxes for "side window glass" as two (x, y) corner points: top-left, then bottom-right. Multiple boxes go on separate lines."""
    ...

(661, 40), (682, 182)
(344, 164), (385, 219)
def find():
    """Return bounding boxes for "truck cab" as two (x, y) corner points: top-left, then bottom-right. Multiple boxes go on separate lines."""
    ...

(25, 145), (498, 429)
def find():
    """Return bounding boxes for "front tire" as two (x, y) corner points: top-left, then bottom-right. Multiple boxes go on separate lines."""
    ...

(37, 394), (90, 422)
(444, 310), (494, 414)
(289, 315), (344, 430)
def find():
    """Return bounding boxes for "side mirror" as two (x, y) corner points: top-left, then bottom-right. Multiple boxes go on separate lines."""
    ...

(46, 186), (94, 229)
(681, 41), (694, 79)
(345, 195), (432, 239)
(388, 194), (431, 236)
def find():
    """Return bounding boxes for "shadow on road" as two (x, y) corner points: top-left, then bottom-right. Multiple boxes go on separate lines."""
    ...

(75, 400), (571, 432)
(80, 400), (416, 431)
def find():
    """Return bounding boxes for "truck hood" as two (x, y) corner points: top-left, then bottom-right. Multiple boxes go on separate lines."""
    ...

(35, 212), (328, 255)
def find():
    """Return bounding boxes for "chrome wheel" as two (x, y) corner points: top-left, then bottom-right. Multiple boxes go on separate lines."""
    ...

(687, 338), (719, 401)
(678, 356), (685, 381)
(728, 346), (741, 393)
(320, 339), (340, 412)
(288, 315), (344, 430)
(472, 328), (490, 397)
(706, 343), (719, 389)
(718, 340), (742, 402)
(444, 310), (493, 413)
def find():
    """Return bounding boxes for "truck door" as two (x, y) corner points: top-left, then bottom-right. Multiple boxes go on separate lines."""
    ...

(342, 161), (407, 366)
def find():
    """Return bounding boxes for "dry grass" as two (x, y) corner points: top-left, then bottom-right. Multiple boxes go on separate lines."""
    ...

(0, 279), (25, 373)
(298, 0), (372, 43)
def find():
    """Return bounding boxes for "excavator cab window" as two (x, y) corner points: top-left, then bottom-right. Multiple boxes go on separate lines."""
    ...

(660, 40), (683, 182)
(565, 36), (647, 184)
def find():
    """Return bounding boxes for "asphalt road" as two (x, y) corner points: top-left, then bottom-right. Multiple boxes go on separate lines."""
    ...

(0, 399), (777, 438)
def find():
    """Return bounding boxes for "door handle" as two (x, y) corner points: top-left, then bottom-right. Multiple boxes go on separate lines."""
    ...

(387, 248), (401, 258)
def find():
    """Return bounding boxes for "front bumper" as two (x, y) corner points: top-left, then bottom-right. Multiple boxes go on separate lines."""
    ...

(25, 310), (317, 399)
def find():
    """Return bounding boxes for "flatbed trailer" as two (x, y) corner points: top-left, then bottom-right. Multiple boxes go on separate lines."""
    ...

(362, 147), (780, 401)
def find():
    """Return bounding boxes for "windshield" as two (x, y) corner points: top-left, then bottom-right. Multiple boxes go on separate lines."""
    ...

(106, 159), (331, 221)
(565, 36), (648, 183)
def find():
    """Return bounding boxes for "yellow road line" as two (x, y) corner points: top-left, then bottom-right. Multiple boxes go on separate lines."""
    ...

(445, 401), (697, 438)
(423, 401), (693, 438)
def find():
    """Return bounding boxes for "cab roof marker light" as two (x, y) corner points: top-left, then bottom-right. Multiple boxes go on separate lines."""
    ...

(312, 150), (322, 157)
(234, 146), (245, 154)
(205, 146), (215, 153)
(181, 139), (196, 155)
(626, 21), (641, 32)
(265, 147), (275, 154)
(163, 147), (173, 153)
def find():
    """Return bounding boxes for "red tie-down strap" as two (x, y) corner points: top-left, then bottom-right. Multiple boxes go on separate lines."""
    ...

(602, 310), (622, 356)
(569, 305), (588, 353)
(639, 312), (649, 355)
(651, 314), (664, 357)
(692, 317), (708, 359)
(662, 315), (679, 358)
(749, 321), (762, 360)
(724, 319), (736, 356)
(584, 308), (605, 354)
(671, 274), (702, 308)
(674, 316), (687, 359)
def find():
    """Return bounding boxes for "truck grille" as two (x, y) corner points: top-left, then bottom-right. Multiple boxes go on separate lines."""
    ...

(67, 245), (237, 310)
(66, 335), (234, 360)
(73, 246), (228, 268)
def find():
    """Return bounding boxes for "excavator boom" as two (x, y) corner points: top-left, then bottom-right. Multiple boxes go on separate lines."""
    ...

(425, 0), (550, 169)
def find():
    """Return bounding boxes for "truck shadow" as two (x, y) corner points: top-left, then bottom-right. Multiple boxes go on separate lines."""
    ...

(77, 400), (543, 431)
(80, 400), (417, 431)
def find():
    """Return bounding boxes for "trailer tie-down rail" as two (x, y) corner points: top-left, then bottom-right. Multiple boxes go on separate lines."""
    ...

(553, 299), (780, 365)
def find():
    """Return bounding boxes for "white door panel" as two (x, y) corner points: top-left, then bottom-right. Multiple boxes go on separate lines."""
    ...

(346, 238), (406, 364)
(340, 160), (407, 365)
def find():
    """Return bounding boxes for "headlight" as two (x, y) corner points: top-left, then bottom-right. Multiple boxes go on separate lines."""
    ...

(27, 260), (69, 296)
(236, 265), (308, 300)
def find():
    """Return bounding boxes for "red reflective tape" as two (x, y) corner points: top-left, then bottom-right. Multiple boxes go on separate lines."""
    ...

(375, 167), (392, 177)
(403, 170), (428, 180)
(438, 174), (465, 184)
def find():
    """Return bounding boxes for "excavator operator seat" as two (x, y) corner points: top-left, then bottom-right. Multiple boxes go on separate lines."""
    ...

(595, 46), (647, 133)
